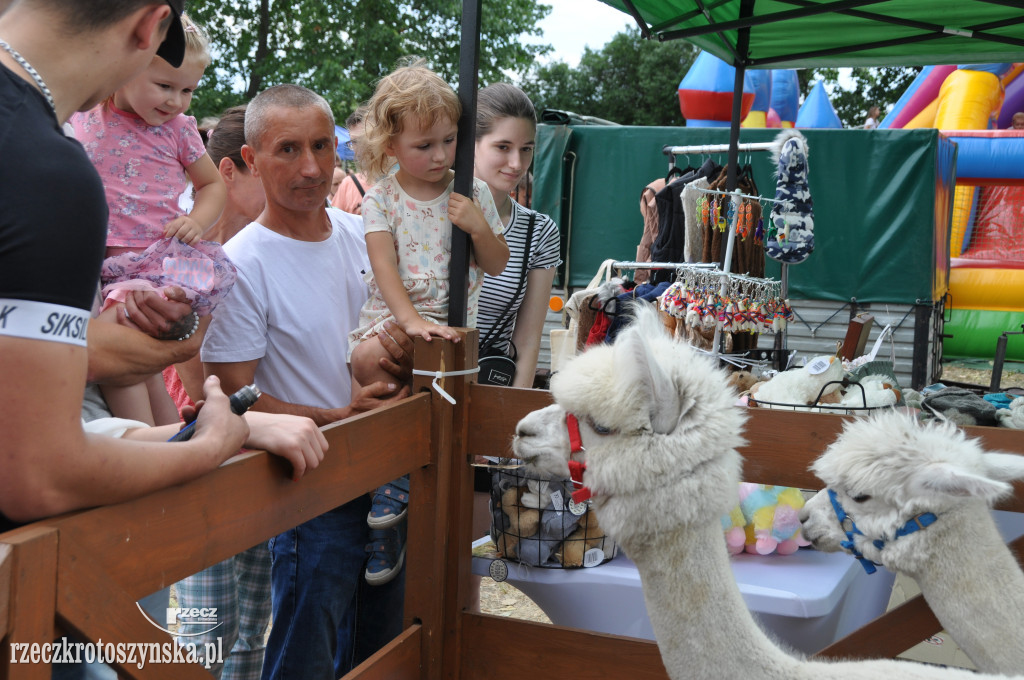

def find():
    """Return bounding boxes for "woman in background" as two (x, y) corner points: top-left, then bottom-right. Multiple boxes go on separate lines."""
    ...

(474, 83), (561, 388)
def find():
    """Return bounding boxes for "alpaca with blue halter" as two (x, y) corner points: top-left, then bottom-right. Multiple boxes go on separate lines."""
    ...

(802, 410), (1024, 675)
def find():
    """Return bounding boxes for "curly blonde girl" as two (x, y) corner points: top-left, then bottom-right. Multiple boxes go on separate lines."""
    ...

(356, 58), (461, 182)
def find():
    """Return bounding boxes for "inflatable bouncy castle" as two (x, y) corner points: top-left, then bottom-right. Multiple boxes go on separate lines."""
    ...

(883, 64), (1024, 361)
(678, 52), (800, 131)
(677, 52), (754, 127)
(795, 81), (842, 129)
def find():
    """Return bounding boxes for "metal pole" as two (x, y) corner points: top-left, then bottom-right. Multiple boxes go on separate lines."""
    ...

(719, 1), (752, 352)
(449, 0), (482, 327)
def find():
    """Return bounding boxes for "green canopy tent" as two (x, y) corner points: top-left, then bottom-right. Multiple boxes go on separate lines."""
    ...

(597, 0), (1024, 212)
(599, 1), (1024, 68)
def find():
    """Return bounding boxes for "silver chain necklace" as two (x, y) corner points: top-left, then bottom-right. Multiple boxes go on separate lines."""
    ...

(0, 38), (56, 118)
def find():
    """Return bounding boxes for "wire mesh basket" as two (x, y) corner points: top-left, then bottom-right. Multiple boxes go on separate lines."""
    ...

(749, 378), (903, 415)
(488, 467), (616, 569)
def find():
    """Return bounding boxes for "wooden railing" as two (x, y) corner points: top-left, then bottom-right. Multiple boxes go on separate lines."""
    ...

(2, 333), (1023, 679)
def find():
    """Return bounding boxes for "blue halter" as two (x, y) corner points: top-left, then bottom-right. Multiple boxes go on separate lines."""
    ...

(826, 488), (939, 575)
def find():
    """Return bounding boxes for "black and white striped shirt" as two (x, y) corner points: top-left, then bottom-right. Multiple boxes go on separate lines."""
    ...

(477, 200), (561, 357)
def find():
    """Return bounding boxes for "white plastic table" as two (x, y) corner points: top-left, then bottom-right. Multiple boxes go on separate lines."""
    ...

(474, 510), (1024, 655)
(473, 541), (895, 654)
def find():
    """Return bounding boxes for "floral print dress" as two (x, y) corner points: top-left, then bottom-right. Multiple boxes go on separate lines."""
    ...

(347, 174), (503, 355)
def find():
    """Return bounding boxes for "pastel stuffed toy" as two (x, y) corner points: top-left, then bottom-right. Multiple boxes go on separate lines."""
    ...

(721, 503), (747, 555)
(737, 483), (811, 555)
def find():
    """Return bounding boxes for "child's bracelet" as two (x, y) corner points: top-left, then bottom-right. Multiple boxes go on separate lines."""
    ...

(177, 312), (200, 341)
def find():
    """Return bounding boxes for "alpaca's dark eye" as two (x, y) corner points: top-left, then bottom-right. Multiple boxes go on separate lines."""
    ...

(851, 494), (872, 503)
(586, 418), (612, 435)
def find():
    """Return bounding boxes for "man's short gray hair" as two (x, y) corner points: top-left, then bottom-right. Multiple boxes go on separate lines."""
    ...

(245, 84), (335, 149)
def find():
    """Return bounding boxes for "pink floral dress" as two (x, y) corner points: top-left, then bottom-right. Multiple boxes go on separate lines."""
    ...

(348, 174), (503, 355)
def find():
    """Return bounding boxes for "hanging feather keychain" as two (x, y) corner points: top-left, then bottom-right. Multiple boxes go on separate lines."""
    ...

(736, 201), (752, 239)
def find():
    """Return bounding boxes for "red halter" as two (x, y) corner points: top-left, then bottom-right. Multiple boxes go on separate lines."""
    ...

(565, 413), (591, 503)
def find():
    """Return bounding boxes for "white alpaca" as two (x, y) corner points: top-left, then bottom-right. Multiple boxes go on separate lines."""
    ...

(513, 304), (1021, 680)
(800, 411), (1024, 675)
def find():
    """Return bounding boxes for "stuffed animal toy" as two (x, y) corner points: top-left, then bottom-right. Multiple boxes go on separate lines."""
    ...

(737, 483), (810, 555)
(751, 355), (844, 407)
(558, 509), (612, 567)
(721, 503), (747, 555)
(492, 474), (585, 566)
(495, 486), (539, 559)
(727, 369), (759, 394)
(997, 396), (1024, 429)
(520, 478), (550, 509)
(838, 374), (901, 409)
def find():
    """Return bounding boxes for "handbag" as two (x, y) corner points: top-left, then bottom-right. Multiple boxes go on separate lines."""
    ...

(478, 350), (518, 387)
(477, 212), (535, 386)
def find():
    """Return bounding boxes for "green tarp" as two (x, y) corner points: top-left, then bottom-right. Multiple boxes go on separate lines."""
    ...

(599, 1), (1024, 68)
(534, 125), (955, 304)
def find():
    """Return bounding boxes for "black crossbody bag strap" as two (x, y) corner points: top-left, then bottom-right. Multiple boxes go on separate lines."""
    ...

(479, 212), (536, 356)
(351, 174), (365, 196)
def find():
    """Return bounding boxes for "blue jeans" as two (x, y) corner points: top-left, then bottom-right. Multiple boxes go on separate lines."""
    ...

(260, 495), (404, 680)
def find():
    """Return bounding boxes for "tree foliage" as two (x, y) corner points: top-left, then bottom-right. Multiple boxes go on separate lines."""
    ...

(809, 67), (921, 128)
(186, 0), (551, 122)
(521, 26), (917, 129)
(521, 26), (698, 126)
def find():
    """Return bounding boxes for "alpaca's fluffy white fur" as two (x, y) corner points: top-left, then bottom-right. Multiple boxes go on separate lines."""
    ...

(514, 303), (1021, 680)
(801, 411), (1024, 675)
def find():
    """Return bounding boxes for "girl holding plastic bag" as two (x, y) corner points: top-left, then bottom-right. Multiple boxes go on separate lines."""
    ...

(71, 15), (233, 426)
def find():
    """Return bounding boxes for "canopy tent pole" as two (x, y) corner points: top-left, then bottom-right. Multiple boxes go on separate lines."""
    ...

(449, 0), (482, 327)
(720, 0), (755, 351)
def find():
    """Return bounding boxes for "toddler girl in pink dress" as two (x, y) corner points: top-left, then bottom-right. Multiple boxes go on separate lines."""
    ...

(71, 15), (233, 426)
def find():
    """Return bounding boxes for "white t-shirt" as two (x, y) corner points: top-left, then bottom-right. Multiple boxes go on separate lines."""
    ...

(202, 209), (370, 409)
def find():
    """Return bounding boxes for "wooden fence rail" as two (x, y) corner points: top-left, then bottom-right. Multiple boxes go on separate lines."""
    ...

(3, 333), (1023, 680)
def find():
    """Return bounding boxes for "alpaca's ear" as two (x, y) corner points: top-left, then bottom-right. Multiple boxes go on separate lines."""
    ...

(911, 462), (1013, 503)
(613, 326), (680, 434)
(981, 452), (1024, 484)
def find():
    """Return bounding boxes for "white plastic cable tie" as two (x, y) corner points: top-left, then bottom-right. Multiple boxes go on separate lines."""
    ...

(411, 367), (481, 405)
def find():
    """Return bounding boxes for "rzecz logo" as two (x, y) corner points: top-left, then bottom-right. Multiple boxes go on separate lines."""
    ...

(135, 605), (222, 637)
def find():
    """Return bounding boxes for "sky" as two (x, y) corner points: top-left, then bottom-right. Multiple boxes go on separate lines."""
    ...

(529, 0), (635, 67)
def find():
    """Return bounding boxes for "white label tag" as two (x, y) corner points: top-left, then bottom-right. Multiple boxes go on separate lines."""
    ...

(488, 559), (508, 582)
(866, 324), (892, 362)
(549, 490), (564, 516)
(806, 357), (831, 375)
(583, 548), (605, 568)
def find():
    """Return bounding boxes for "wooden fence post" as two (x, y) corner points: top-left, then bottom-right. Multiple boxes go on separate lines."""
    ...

(1, 526), (58, 680)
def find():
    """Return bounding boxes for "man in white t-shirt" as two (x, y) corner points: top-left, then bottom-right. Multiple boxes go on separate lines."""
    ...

(202, 84), (412, 680)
